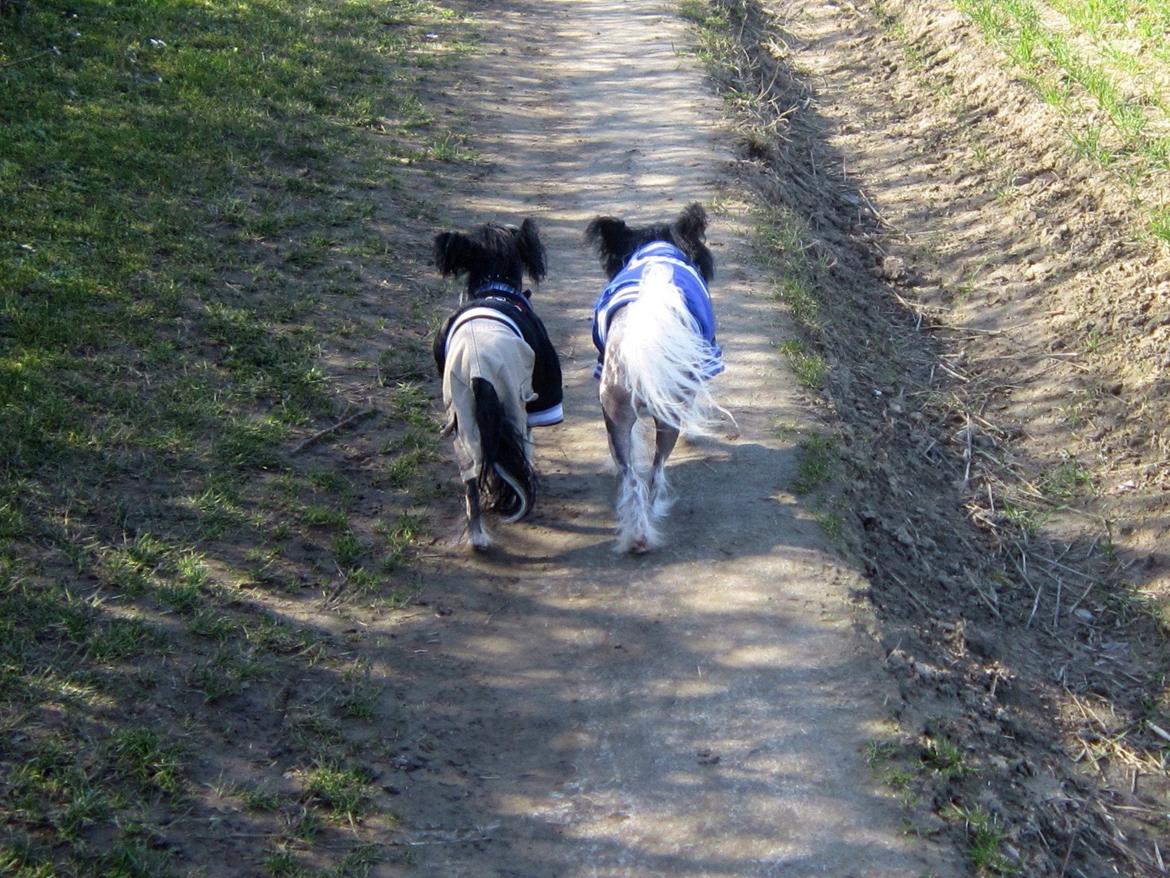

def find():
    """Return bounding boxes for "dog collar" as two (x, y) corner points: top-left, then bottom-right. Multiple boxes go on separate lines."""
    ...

(476, 287), (535, 317)
(473, 280), (522, 298)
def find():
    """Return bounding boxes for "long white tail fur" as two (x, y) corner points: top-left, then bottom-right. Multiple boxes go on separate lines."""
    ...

(609, 264), (722, 435)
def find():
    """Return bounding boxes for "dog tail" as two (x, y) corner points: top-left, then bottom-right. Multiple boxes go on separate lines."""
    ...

(472, 377), (535, 523)
(609, 264), (722, 434)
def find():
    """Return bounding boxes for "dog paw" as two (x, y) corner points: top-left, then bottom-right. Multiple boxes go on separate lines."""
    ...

(614, 531), (652, 554)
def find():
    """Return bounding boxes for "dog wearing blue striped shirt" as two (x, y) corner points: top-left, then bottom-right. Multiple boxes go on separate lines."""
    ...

(432, 219), (563, 551)
(585, 203), (727, 553)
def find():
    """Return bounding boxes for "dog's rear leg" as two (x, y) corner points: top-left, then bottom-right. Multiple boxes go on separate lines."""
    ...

(464, 478), (491, 551)
(649, 420), (679, 518)
(603, 387), (656, 553)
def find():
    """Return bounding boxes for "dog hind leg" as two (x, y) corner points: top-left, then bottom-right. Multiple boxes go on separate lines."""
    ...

(464, 478), (491, 551)
(602, 377), (657, 553)
(649, 420), (679, 519)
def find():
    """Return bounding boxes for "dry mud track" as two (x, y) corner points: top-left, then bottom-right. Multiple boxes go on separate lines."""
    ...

(354, 1), (1169, 877)
(363, 0), (963, 875)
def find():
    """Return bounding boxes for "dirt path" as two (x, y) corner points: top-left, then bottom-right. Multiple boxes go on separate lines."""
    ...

(361, 1), (963, 875)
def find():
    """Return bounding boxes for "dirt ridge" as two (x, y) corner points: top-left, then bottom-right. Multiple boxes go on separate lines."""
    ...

(703, 0), (1169, 873)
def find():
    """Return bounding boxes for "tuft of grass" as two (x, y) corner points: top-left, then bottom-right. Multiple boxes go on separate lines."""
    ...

(792, 434), (837, 494)
(814, 509), (845, 540)
(380, 511), (425, 571)
(865, 739), (901, 766)
(1151, 206), (1170, 244)
(679, 0), (735, 67)
(332, 532), (364, 570)
(921, 736), (973, 779)
(1001, 502), (1043, 539)
(1039, 456), (1093, 500)
(943, 803), (1018, 874)
(336, 685), (380, 722)
(303, 505), (350, 529)
(264, 850), (303, 877)
(304, 764), (371, 822)
(779, 339), (829, 389)
(87, 617), (161, 662)
(863, 738), (921, 807)
(108, 728), (185, 796)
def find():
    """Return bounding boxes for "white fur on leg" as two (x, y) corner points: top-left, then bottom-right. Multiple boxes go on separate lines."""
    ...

(615, 470), (660, 554)
(465, 486), (493, 552)
(467, 521), (492, 551)
(649, 464), (673, 518)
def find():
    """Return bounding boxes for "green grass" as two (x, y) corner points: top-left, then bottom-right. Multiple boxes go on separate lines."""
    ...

(778, 338), (829, 389)
(679, 0), (735, 55)
(1, 0), (471, 872)
(1001, 501), (1043, 538)
(921, 736), (974, 779)
(1039, 455), (1094, 499)
(1151, 205), (1170, 242)
(954, 0), (1170, 242)
(943, 803), (1019, 874)
(870, 747), (922, 811)
(792, 434), (838, 494)
(109, 727), (185, 794)
(813, 509), (845, 539)
(682, 9), (854, 545)
(304, 763), (372, 823)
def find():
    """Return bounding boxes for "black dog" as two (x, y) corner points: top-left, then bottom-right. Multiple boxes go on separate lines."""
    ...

(585, 203), (726, 552)
(431, 219), (563, 550)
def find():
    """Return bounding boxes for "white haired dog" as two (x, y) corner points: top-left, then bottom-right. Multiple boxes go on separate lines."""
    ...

(584, 203), (729, 553)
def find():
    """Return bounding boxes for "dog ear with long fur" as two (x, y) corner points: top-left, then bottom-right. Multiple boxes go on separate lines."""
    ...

(584, 216), (633, 278)
(517, 218), (547, 284)
(433, 231), (480, 278)
(671, 203), (714, 282)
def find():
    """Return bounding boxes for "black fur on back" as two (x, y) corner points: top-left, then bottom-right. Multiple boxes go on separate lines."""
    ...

(583, 202), (714, 282)
(471, 377), (535, 518)
(433, 218), (547, 298)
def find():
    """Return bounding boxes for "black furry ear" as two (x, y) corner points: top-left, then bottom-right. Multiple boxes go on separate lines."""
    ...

(432, 231), (478, 278)
(672, 203), (714, 282)
(517, 218), (547, 284)
(585, 216), (634, 277)
(672, 203), (707, 248)
(584, 216), (627, 255)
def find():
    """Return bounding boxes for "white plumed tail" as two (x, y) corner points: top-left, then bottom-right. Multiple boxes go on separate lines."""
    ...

(609, 264), (722, 435)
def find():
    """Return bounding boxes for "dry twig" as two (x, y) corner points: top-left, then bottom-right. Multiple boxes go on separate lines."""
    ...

(291, 408), (377, 454)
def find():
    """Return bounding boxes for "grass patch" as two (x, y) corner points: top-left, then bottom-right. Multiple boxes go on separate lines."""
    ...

(1, 0), (472, 871)
(778, 338), (829, 389)
(108, 727), (185, 795)
(954, 0), (1170, 244)
(921, 736), (974, 779)
(304, 763), (372, 823)
(943, 803), (1018, 874)
(863, 738), (923, 808)
(1039, 455), (1094, 499)
(792, 434), (838, 494)
(1151, 205), (1170, 243)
